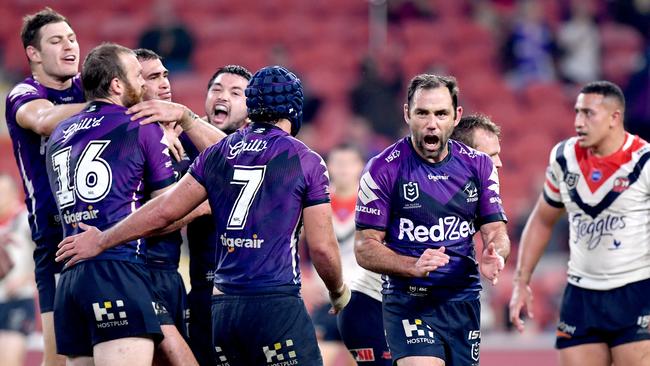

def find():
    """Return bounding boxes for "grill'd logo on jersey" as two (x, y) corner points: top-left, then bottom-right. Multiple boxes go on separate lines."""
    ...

(570, 213), (626, 250)
(92, 300), (128, 328)
(62, 116), (105, 142)
(227, 139), (268, 159)
(459, 147), (477, 158)
(403, 182), (419, 202)
(564, 172), (579, 189)
(398, 217), (475, 243)
(220, 233), (264, 252)
(262, 339), (297, 366)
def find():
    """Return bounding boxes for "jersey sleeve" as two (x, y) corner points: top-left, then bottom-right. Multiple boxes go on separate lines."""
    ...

(355, 157), (394, 231)
(476, 155), (508, 226)
(7, 82), (47, 118)
(138, 123), (175, 191)
(543, 143), (564, 208)
(302, 150), (330, 207)
(188, 143), (218, 188)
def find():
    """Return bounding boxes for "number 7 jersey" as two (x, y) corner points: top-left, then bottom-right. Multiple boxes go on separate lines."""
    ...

(46, 101), (175, 263)
(188, 122), (330, 293)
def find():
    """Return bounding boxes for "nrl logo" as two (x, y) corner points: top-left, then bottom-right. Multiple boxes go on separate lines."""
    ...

(403, 182), (419, 202)
(471, 342), (480, 362)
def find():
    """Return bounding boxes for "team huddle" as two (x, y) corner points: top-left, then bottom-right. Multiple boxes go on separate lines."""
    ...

(3, 7), (650, 366)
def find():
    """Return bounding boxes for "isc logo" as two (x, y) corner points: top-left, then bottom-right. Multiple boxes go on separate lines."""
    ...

(385, 149), (400, 163)
(468, 330), (480, 340)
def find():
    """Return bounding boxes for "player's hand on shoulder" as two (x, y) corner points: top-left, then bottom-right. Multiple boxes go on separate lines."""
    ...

(127, 100), (185, 126)
(480, 242), (505, 285)
(162, 123), (185, 162)
(55, 222), (104, 267)
(508, 281), (535, 333)
(328, 283), (352, 315)
(414, 247), (449, 277)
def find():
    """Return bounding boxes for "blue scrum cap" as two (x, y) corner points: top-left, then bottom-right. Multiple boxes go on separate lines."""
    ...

(245, 65), (304, 136)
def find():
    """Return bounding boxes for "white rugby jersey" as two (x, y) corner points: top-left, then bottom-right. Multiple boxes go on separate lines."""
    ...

(331, 195), (383, 301)
(544, 133), (650, 290)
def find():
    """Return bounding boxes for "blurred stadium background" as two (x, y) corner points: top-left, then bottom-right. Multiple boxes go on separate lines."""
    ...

(1, 0), (649, 365)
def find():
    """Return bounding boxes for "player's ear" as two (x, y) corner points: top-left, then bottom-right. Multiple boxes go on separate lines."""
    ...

(110, 77), (123, 95)
(454, 106), (463, 127)
(403, 103), (410, 124)
(25, 45), (40, 64)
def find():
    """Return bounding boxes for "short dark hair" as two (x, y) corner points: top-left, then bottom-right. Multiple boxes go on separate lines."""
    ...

(580, 80), (626, 110)
(21, 7), (70, 49)
(451, 114), (501, 148)
(406, 74), (459, 118)
(207, 65), (252, 90)
(82, 43), (134, 101)
(133, 48), (162, 62)
(327, 143), (366, 163)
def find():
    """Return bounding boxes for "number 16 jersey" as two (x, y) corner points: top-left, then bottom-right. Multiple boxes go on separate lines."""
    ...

(46, 101), (175, 264)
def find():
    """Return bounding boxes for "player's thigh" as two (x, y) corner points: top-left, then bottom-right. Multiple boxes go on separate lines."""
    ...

(559, 343), (611, 366)
(93, 337), (154, 366)
(396, 356), (444, 366)
(612, 340), (650, 366)
(155, 324), (197, 366)
(41, 311), (66, 366)
(0, 331), (27, 366)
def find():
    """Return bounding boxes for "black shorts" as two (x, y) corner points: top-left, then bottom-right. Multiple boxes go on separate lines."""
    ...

(149, 267), (188, 338)
(383, 292), (481, 366)
(188, 286), (215, 366)
(33, 238), (64, 313)
(556, 278), (650, 349)
(312, 302), (342, 341)
(212, 291), (322, 366)
(54, 260), (163, 356)
(337, 291), (392, 365)
(0, 298), (36, 335)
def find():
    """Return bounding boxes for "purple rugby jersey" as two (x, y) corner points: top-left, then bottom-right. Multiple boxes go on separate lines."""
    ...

(355, 137), (507, 300)
(5, 75), (85, 243)
(189, 122), (330, 293)
(46, 101), (175, 263)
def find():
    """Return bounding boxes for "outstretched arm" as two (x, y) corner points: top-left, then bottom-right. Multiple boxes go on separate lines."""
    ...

(127, 100), (226, 152)
(355, 228), (449, 278)
(509, 194), (564, 332)
(56, 173), (208, 266)
(16, 99), (86, 136)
